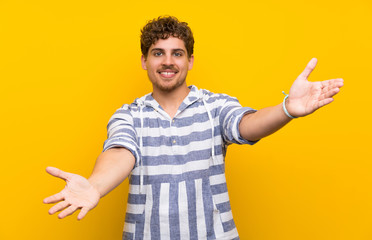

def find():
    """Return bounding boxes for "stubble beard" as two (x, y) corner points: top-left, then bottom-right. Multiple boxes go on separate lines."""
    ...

(149, 67), (187, 93)
(151, 78), (186, 92)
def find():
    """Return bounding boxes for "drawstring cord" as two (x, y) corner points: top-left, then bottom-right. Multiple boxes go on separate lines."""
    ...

(137, 99), (144, 194)
(202, 97), (216, 165)
(201, 92), (218, 211)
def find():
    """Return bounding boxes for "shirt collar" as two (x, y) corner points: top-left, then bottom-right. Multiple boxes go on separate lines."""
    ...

(136, 85), (202, 117)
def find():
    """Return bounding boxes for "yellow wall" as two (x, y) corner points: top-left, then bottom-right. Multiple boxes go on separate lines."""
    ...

(1, 0), (371, 239)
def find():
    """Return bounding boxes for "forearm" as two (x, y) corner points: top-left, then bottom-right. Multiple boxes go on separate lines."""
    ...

(239, 103), (292, 141)
(88, 147), (135, 197)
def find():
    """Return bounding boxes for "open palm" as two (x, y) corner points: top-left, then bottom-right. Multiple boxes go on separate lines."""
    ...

(286, 58), (344, 117)
(43, 167), (100, 220)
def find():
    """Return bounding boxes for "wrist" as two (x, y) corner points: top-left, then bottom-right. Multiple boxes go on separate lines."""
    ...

(282, 91), (298, 119)
(88, 178), (103, 198)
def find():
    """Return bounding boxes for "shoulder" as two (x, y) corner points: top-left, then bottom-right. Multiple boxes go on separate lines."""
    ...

(197, 87), (239, 104)
(115, 92), (153, 113)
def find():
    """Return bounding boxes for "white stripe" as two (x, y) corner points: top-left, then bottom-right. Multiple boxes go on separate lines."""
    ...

(213, 192), (230, 205)
(141, 137), (222, 157)
(146, 159), (209, 176)
(108, 131), (133, 140)
(110, 112), (132, 122)
(222, 103), (241, 127)
(195, 178), (207, 239)
(109, 124), (134, 137)
(159, 183), (171, 239)
(213, 210), (225, 238)
(210, 174), (227, 185)
(179, 181), (190, 240)
(220, 210), (234, 223)
(217, 227), (239, 240)
(108, 118), (133, 131)
(137, 117), (214, 138)
(126, 203), (146, 214)
(128, 184), (140, 194)
(104, 139), (137, 151)
(136, 102), (225, 119)
(123, 222), (135, 233)
(232, 109), (243, 141)
(143, 185), (153, 239)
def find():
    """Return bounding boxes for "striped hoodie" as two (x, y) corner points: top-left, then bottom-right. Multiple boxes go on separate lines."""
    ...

(103, 85), (257, 240)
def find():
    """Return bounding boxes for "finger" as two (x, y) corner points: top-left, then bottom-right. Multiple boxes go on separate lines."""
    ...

(49, 201), (70, 215)
(58, 205), (79, 219)
(46, 166), (73, 181)
(318, 98), (334, 108)
(299, 58), (318, 79)
(77, 207), (90, 220)
(43, 192), (64, 204)
(321, 88), (340, 100)
(321, 78), (344, 90)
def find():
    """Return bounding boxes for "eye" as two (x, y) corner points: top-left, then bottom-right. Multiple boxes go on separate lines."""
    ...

(173, 52), (183, 57)
(153, 51), (162, 57)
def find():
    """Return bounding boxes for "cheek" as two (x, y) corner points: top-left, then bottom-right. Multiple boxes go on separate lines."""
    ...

(175, 60), (188, 69)
(147, 60), (161, 70)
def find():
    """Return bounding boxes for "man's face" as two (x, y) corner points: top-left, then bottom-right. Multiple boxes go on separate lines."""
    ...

(141, 37), (194, 93)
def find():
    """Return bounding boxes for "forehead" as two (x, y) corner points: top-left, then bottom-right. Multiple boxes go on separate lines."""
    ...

(150, 37), (186, 51)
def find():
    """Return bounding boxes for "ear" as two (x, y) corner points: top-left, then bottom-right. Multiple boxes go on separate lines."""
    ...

(188, 55), (194, 70)
(141, 55), (147, 70)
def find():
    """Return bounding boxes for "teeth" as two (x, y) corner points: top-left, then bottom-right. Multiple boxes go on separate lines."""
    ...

(160, 72), (175, 75)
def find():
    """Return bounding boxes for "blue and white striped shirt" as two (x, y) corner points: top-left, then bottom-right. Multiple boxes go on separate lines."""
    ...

(103, 85), (257, 240)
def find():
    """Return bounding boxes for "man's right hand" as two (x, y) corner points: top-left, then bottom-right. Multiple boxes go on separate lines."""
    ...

(43, 167), (100, 220)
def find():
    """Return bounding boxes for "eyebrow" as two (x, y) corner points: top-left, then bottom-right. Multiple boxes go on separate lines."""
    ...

(151, 48), (186, 53)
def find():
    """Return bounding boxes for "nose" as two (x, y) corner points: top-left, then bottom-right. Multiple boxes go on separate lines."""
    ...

(162, 53), (175, 66)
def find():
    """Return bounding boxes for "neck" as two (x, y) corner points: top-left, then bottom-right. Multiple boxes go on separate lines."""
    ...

(152, 83), (190, 118)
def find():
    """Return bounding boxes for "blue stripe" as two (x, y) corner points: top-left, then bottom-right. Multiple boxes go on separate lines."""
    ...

(132, 110), (218, 129)
(129, 164), (225, 185)
(219, 105), (239, 128)
(169, 182), (180, 240)
(186, 180), (198, 240)
(103, 139), (140, 163)
(205, 95), (234, 104)
(222, 218), (236, 232)
(233, 108), (257, 144)
(202, 178), (216, 240)
(111, 128), (137, 139)
(103, 138), (138, 150)
(133, 117), (170, 128)
(127, 194), (146, 204)
(125, 213), (143, 222)
(142, 147), (223, 166)
(150, 184), (161, 239)
(122, 231), (133, 240)
(216, 201), (231, 213)
(210, 183), (228, 195)
(221, 106), (256, 144)
(138, 88), (229, 109)
(134, 220), (144, 240)
(141, 128), (215, 147)
(180, 100), (221, 112)
(107, 114), (132, 128)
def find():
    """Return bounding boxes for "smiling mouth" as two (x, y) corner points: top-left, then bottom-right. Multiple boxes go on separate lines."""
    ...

(158, 71), (178, 78)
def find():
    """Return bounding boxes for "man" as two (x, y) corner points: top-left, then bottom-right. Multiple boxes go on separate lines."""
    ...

(43, 16), (343, 239)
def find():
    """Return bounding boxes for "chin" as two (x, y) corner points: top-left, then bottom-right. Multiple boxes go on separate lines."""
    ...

(152, 79), (185, 92)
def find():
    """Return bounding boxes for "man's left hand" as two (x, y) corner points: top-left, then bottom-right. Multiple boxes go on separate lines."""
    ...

(286, 58), (344, 118)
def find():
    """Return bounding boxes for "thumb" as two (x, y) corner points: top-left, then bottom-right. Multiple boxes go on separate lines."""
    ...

(46, 166), (74, 181)
(298, 58), (317, 80)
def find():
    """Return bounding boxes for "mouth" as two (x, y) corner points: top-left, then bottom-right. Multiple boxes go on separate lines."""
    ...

(158, 70), (178, 78)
